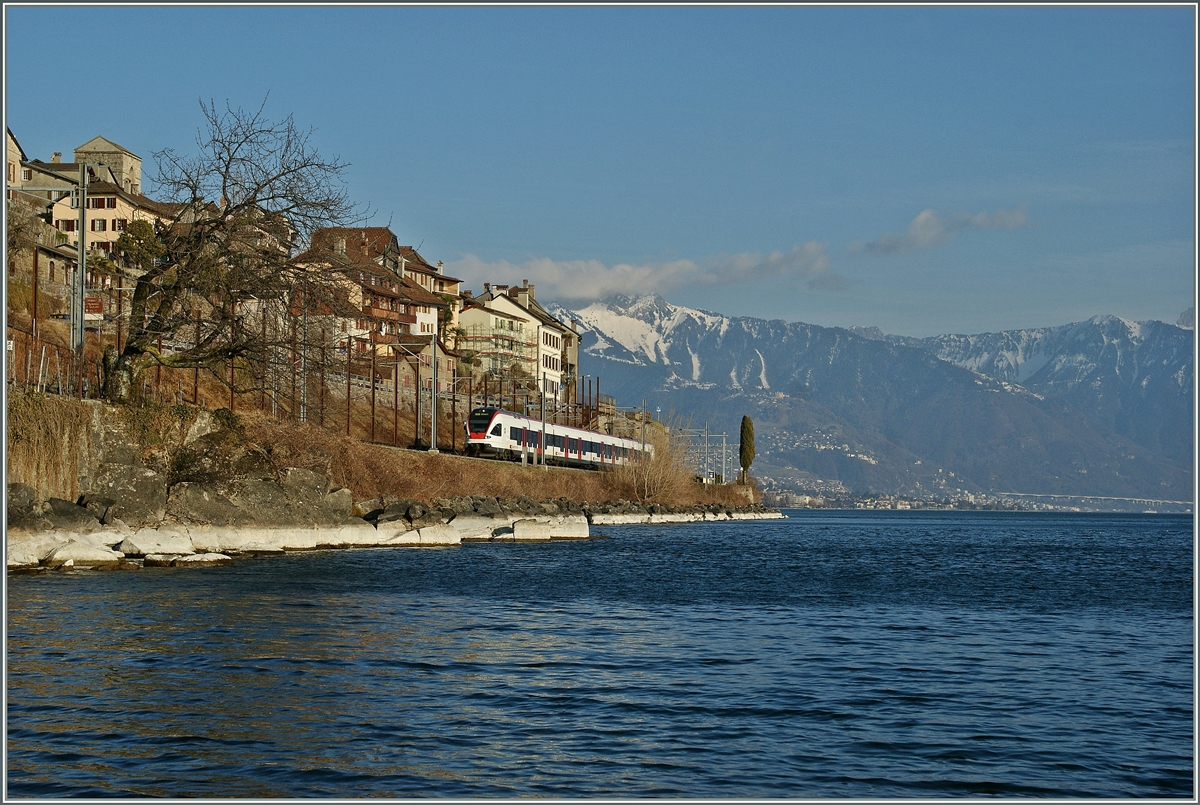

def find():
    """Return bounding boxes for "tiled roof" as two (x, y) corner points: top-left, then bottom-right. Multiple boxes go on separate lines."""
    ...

(7, 127), (28, 161)
(312, 226), (398, 259)
(75, 135), (137, 157)
(398, 275), (446, 306)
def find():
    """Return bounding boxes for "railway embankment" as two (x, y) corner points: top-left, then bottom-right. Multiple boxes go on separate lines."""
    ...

(6, 393), (779, 572)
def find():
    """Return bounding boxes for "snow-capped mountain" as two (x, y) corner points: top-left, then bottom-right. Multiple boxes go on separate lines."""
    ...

(550, 295), (1192, 501)
(864, 316), (1193, 467)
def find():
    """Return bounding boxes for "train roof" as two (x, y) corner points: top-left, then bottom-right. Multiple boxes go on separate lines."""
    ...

(474, 408), (645, 445)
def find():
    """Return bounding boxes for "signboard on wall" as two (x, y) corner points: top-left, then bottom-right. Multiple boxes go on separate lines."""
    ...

(84, 297), (103, 314)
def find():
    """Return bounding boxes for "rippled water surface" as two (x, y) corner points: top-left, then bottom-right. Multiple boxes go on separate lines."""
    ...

(6, 511), (1193, 797)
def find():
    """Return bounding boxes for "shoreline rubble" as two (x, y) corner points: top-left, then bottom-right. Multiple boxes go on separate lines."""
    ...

(6, 477), (784, 573)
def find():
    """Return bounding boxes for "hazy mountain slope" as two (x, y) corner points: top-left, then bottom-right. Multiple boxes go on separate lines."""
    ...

(892, 317), (1193, 467)
(553, 296), (1192, 501)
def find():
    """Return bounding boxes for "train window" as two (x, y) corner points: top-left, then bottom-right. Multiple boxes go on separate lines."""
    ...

(490, 424), (502, 436)
(469, 408), (496, 432)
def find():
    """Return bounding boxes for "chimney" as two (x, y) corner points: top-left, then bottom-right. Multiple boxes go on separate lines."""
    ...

(571, 318), (579, 332)
(462, 289), (473, 300)
(483, 282), (491, 293)
(334, 237), (345, 255)
(51, 152), (62, 163)
(517, 287), (530, 309)
(437, 260), (444, 275)
(527, 282), (535, 300)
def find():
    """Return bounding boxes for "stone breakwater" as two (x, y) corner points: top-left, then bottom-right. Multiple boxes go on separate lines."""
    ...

(6, 473), (783, 572)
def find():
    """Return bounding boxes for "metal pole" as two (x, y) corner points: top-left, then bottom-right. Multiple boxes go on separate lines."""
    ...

(193, 310), (200, 405)
(261, 311), (267, 411)
(393, 353), (399, 446)
(31, 241), (39, 359)
(73, 165), (87, 354)
(370, 343), (377, 443)
(345, 337), (352, 436)
(429, 312), (439, 453)
(414, 357), (422, 448)
(540, 371), (547, 468)
(228, 296), (235, 412)
(300, 280), (308, 422)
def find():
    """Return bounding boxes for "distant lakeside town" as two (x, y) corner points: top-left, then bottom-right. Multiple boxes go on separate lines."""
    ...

(763, 489), (1192, 514)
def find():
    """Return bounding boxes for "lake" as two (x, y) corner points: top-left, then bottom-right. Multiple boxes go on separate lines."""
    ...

(5, 510), (1192, 797)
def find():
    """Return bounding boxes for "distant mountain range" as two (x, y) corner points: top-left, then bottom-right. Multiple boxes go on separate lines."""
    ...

(550, 295), (1194, 502)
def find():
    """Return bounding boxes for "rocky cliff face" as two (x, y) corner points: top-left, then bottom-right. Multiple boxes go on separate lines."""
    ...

(552, 296), (1193, 501)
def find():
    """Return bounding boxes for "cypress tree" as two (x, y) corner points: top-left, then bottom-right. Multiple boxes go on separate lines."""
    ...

(739, 415), (755, 484)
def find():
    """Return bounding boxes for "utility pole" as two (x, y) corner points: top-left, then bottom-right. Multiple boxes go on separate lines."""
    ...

(641, 399), (646, 452)
(429, 308), (439, 453)
(300, 278), (308, 422)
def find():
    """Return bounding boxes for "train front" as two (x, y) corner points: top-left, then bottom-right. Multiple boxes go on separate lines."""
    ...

(465, 407), (504, 457)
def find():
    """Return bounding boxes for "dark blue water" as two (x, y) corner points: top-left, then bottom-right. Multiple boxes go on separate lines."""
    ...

(5, 511), (1193, 797)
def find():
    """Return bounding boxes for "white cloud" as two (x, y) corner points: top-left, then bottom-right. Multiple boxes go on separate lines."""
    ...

(446, 241), (844, 301)
(850, 207), (1028, 256)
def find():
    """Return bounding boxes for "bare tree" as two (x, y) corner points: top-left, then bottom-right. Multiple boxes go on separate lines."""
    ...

(102, 98), (366, 403)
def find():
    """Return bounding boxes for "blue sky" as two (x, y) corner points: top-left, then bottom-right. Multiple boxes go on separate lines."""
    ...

(5, 5), (1195, 336)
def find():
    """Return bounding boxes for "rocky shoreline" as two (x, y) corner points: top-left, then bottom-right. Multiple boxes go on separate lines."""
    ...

(6, 472), (784, 573)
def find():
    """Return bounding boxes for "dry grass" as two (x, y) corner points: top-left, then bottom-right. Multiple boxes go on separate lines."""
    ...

(5, 366), (761, 508)
(6, 390), (92, 501)
(240, 411), (759, 506)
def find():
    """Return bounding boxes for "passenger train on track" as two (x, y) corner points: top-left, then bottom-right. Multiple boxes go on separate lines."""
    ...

(464, 407), (650, 468)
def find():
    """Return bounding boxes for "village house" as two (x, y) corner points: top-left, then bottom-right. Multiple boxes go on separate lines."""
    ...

(293, 228), (448, 360)
(456, 299), (537, 377)
(5, 129), (80, 318)
(310, 227), (462, 334)
(466, 279), (579, 402)
(395, 246), (463, 328)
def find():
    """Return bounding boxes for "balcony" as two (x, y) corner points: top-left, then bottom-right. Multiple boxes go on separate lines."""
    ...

(363, 305), (417, 325)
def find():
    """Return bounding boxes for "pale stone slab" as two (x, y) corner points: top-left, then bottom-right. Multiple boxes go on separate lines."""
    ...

(116, 527), (196, 557)
(380, 530), (422, 546)
(449, 515), (505, 540)
(6, 532), (70, 568)
(236, 542), (285, 555)
(172, 553), (233, 566)
(589, 513), (652, 525)
(44, 542), (124, 567)
(319, 522), (384, 548)
(416, 524), (462, 546)
(175, 524), (215, 553)
(549, 515), (590, 539)
(512, 519), (555, 541)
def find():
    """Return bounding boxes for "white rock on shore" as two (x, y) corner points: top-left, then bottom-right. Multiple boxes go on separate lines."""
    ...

(7, 507), (780, 570)
(116, 527), (195, 558)
(43, 541), (125, 567)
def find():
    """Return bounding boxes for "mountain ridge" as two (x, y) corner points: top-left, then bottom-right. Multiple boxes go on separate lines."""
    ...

(549, 295), (1193, 501)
